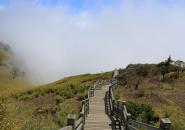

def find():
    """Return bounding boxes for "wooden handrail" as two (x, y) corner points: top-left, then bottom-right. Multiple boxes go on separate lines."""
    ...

(75, 117), (83, 129)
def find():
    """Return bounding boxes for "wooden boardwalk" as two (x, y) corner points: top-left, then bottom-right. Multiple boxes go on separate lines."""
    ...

(84, 85), (112, 130)
(60, 70), (172, 130)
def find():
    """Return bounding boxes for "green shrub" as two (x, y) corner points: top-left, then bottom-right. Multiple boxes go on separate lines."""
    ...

(69, 84), (88, 94)
(55, 95), (64, 104)
(78, 92), (88, 101)
(45, 88), (56, 94)
(126, 101), (155, 123)
(56, 88), (74, 99)
(18, 94), (35, 101)
(63, 90), (74, 99)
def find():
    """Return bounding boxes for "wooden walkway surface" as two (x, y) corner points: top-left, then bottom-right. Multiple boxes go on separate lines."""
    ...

(84, 85), (112, 130)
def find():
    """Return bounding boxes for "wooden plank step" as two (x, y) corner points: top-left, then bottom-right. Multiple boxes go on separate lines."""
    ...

(84, 85), (112, 130)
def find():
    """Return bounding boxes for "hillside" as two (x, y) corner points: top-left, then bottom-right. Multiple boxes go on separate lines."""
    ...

(0, 72), (112, 130)
(0, 42), (32, 96)
(1, 47), (185, 130)
(114, 57), (185, 130)
(0, 42), (112, 130)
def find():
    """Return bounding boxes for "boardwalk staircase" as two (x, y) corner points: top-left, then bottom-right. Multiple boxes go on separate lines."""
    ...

(59, 71), (172, 130)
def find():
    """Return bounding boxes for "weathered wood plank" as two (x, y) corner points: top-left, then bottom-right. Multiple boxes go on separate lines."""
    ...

(84, 85), (112, 130)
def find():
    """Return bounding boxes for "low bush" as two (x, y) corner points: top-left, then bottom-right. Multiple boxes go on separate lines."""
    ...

(56, 88), (74, 99)
(78, 92), (88, 101)
(18, 94), (35, 101)
(126, 101), (157, 124)
(55, 95), (64, 104)
(70, 84), (87, 94)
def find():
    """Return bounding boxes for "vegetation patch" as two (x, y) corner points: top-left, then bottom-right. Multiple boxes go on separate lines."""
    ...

(0, 72), (112, 130)
(115, 57), (185, 129)
(126, 101), (158, 124)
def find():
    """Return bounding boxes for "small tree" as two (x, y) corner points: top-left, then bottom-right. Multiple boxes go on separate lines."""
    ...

(157, 56), (173, 80)
(166, 56), (173, 66)
(158, 56), (173, 67)
(158, 66), (168, 80)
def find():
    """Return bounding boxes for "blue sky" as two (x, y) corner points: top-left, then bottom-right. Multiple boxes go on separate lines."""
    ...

(0, 0), (10, 6)
(0, 0), (121, 13)
(0, 0), (185, 13)
(0, 0), (185, 84)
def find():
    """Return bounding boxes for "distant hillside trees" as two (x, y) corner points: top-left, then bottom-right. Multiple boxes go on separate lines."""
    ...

(156, 56), (185, 81)
(116, 56), (185, 89)
(117, 64), (149, 90)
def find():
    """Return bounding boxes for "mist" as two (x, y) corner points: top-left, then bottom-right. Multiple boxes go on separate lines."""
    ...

(0, 0), (185, 84)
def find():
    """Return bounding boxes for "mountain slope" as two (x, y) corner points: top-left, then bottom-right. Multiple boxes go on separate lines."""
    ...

(114, 58), (185, 130)
(0, 42), (112, 130)
(0, 72), (112, 130)
(0, 42), (32, 96)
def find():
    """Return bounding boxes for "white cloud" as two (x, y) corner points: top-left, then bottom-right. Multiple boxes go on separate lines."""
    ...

(0, 1), (185, 84)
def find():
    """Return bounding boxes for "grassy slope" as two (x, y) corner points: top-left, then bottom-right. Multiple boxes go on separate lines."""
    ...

(114, 65), (185, 130)
(0, 72), (112, 130)
(0, 42), (113, 130)
(0, 44), (32, 97)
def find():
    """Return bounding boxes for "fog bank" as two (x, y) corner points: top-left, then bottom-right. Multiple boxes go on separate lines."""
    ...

(0, 0), (185, 84)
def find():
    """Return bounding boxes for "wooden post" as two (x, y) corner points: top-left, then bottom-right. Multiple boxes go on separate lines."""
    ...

(67, 114), (75, 130)
(92, 88), (94, 96)
(82, 101), (85, 124)
(118, 101), (123, 119)
(85, 100), (87, 117)
(160, 118), (171, 130)
(80, 112), (84, 130)
(88, 89), (90, 98)
(90, 88), (94, 97)
(112, 100), (115, 116)
(125, 113), (131, 130)
(116, 101), (119, 118)
(87, 99), (89, 115)
(88, 89), (91, 98)
(120, 101), (124, 119)
(89, 88), (92, 97)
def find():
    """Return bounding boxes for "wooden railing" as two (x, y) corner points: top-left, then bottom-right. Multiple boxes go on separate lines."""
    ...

(108, 79), (172, 130)
(59, 82), (101, 130)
